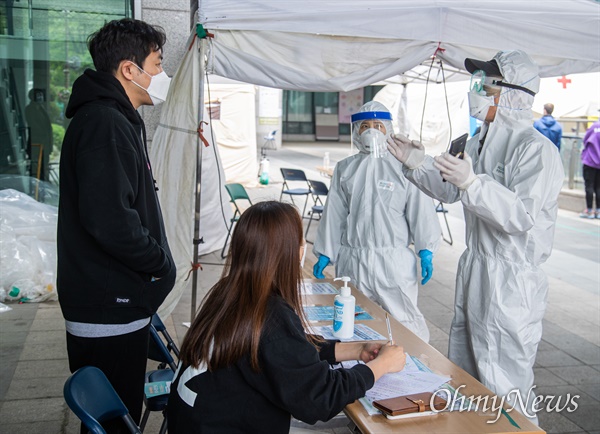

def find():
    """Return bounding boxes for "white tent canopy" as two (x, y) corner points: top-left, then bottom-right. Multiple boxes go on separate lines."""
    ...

(200, 0), (600, 92)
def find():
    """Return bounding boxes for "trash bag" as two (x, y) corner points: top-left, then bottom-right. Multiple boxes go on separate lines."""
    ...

(0, 188), (58, 302)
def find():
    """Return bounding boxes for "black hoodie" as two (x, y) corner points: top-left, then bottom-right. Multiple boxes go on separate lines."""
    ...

(57, 69), (176, 324)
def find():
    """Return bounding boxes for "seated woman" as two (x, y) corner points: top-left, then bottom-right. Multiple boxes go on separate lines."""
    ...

(168, 201), (406, 434)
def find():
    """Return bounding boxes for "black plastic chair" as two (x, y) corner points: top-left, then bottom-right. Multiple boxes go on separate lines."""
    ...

(63, 366), (142, 434)
(435, 201), (453, 245)
(279, 168), (311, 218)
(221, 183), (253, 258)
(305, 179), (329, 244)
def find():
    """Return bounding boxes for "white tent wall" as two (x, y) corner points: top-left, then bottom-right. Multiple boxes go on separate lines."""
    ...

(532, 72), (600, 119)
(150, 35), (233, 319)
(200, 0), (600, 93)
(374, 72), (600, 160)
(374, 80), (471, 156)
(205, 83), (259, 186)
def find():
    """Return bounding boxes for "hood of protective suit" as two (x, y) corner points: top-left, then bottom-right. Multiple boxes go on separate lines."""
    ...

(352, 101), (394, 154)
(492, 50), (540, 125)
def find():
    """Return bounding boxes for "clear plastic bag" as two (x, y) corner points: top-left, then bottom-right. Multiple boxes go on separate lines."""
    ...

(0, 188), (58, 303)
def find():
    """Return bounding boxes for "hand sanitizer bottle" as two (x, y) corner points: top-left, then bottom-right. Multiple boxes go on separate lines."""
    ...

(333, 276), (355, 339)
(323, 152), (330, 169)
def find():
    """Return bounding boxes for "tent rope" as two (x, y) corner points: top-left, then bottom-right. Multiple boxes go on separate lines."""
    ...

(185, 261), (204, 282)
(197, 121), (211, 147)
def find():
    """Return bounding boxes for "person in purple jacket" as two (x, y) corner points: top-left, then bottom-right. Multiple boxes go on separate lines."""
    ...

(580, 120), (600, 218)
(534, 103), (563, 151)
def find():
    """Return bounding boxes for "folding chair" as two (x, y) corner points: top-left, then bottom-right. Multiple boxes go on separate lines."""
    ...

(260, 129), (277, 159)
(221, 183), (253, 258)
(279, 168), (311, 218)
(140, 320), (178, 434)
(147, 314), (179, 370)
(435, 201), (453, 245)
(63, 366), (142, 434)
(305, 180), (329, 244)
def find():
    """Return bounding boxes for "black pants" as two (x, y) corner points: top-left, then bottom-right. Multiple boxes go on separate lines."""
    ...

(66, 323), (150, 434)
(583, 164), (600, 209)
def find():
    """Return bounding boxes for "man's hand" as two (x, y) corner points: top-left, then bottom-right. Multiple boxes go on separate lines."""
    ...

(313, 255), (330, 279)
(434, 152), (477, 190)
(387, 134), (426, 169)
(418, 250), (434, 285)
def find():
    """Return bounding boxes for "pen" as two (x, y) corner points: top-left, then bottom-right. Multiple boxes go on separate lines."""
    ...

(385, 313), (394, 345)
(355, 311), (366, 316)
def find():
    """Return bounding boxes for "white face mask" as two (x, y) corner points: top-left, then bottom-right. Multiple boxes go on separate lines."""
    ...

(360, 129), (387, 158)
(131, 64), (171, 106)
(468, 91), (495, 122)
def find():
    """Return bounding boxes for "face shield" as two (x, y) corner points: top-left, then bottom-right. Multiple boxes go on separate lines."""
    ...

(351, 111), (393, 158)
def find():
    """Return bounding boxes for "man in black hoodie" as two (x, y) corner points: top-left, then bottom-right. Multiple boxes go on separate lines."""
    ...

(57, 18), (176, 432)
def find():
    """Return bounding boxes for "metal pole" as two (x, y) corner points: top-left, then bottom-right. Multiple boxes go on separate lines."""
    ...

(191, 36), (206, 322)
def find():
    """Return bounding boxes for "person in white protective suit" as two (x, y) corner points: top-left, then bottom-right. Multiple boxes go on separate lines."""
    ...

(387, 50), (564, 423)
(312, 101), (441, 342)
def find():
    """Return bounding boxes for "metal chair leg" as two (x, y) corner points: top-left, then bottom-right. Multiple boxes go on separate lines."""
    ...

(221, 225), (233, 258)
(436, 202), (453, 246)
(139, 407), (150, 432)
(300, 195), (309, 219)
(158, 412), (168, 434)
(305, 213), (314, 244)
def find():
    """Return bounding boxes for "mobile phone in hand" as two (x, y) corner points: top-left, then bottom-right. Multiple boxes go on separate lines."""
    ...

(442, 133), (469, 182)
(449, 133), (468, 159)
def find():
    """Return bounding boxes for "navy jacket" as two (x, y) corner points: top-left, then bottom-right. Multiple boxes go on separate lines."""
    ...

(57, 69), (176, 324)
(534, 115), (563, 150)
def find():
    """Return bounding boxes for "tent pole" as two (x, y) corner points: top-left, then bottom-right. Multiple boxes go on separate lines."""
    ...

(191, 36), (206, 322)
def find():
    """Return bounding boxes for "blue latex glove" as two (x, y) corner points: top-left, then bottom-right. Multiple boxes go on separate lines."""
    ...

(418, 250), (434, 285)
(313, 255), (330, 279)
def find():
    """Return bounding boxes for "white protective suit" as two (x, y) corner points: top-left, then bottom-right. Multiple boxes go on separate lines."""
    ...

(314, 101), (441, 342)
(401, 51), (564, 422)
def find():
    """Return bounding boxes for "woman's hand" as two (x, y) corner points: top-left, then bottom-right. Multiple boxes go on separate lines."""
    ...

(358, 342), (383, 363)
(366, 344), (406, 381)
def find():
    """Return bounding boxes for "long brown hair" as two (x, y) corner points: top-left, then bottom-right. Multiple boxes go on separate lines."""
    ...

(180, 201), (310, 371)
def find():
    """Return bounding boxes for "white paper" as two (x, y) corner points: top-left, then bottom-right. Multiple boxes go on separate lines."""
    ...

(340, 355), (451, 415)
(312, 324), (386, 341)
(300, 281), (338, 295)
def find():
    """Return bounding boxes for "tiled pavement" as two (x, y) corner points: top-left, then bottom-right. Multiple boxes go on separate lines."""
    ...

(0, 142), (598, 434)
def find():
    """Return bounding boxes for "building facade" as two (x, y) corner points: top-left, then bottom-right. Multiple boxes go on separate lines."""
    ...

(1, 1), (380, 188)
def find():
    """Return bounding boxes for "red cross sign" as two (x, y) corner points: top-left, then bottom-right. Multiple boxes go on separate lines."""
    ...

(557, 76), (572, 89)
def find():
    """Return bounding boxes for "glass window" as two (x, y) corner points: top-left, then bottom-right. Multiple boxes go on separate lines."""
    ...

(283, 91), (314, 134)
(314, 92), (338, 115)
(363, 85), (384, 102)
(1, 1), (132, 196)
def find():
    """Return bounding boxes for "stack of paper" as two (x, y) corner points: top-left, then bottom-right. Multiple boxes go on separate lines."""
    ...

(304, 305), (374, 322)
(300, 281), (338, 295)
(311, 324), (387, 341)
(340, 355), (451, 415)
